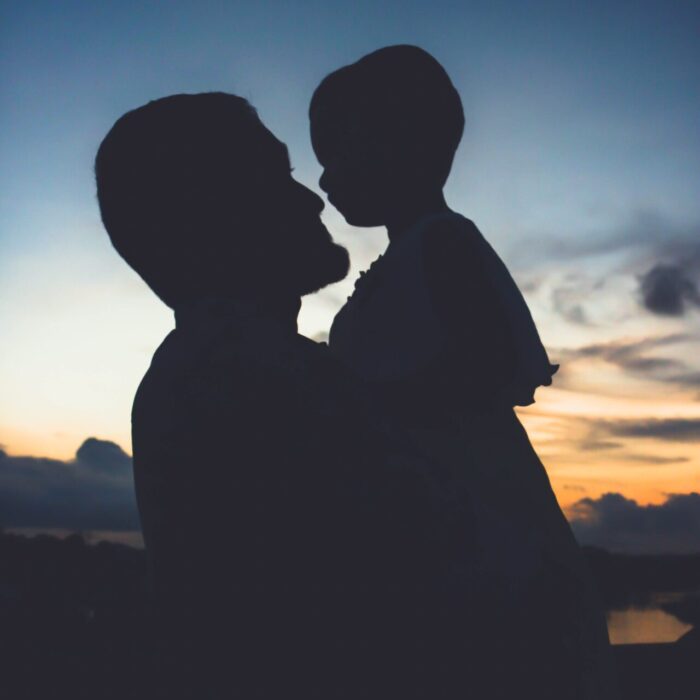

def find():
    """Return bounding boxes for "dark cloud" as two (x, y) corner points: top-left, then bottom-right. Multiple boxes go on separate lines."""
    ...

(639, 264), (700, 316)
(604, 418), (700, 442)
(668, 371), (700, 389)
(576, 441), (687, 465)
(567, 416), (695, 460)
(579, 439), (624, 452)
(615, 454), (690, 465)
(578, 437), (624, 452)
(76, 437), (132, 474)
(0, 439), (139, 531)
(568, 492), (700, 554)
(621, 356), (682, 372)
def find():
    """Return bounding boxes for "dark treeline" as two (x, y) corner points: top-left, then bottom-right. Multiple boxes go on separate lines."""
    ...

(1, 531), (698, 698)
(0, 530), (151, 699)
(584, 547), (700, 632)
(3, 531), (698, 616)
(584, 547), (700, 613)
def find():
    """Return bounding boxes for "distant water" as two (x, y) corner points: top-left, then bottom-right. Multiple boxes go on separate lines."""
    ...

(607, 592), (696, 645)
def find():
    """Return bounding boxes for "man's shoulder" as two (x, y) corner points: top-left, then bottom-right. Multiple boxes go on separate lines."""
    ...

(207, 324), (344, 397)
(134, 322), (353, 432)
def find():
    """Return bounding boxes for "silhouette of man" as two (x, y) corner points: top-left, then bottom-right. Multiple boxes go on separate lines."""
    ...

(95, 93), (469, 699)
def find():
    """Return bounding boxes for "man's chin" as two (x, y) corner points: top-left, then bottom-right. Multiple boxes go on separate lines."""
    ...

(298, 241), (350, 296)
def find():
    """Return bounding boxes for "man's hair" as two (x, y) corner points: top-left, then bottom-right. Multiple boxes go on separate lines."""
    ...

(310, 45), (464, 186)
(95, 92), (267, 307)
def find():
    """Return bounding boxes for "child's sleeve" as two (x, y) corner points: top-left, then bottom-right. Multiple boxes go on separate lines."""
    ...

(421, 217), (517, 402)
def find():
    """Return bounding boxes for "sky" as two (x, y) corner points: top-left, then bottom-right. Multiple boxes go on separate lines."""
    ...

(1, 1), (699, 552)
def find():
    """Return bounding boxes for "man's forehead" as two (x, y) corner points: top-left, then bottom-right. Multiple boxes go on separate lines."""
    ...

(243, 130), (293, 184)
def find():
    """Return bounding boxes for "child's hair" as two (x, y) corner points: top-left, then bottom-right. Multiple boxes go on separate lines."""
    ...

(95, 92), (266, 307)
(310, 45), (464, 187)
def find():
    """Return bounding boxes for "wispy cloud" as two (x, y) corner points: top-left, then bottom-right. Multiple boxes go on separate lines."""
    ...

(551, 333), (700, 393)
(554, 333), (689, 370)
(549, 275), (602, 325)
(515, 210), (700, 266)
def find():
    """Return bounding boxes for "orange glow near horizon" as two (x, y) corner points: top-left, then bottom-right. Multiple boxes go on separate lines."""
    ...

(3, 353), (698, 517)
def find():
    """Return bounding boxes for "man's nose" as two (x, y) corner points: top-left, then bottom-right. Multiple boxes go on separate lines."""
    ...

(318, 169), (330, 195)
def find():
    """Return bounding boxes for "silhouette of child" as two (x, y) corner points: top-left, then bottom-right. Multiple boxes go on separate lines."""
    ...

(310, 45), (617, 700)
(310, 45), (557, 416)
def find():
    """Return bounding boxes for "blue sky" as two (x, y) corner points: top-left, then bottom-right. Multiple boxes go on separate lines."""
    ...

(1, 1), (699, 537)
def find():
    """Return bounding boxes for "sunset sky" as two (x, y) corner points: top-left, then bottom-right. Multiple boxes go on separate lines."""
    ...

(1, 1), (699, 552)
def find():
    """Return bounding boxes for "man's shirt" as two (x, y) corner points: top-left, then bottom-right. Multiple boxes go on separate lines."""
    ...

(131, 301), (470, 698)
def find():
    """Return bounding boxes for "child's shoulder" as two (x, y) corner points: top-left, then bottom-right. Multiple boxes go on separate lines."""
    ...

(416, 212), (486, 274)
(414, 211), (482, 256)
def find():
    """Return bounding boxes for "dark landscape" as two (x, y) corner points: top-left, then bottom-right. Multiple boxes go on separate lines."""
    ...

(0, 530), (697, 698)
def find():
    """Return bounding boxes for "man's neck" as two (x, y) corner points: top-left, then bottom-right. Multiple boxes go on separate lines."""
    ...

(254, 294), (301, 332)
(175, 294), (301, 334)
(385, 191), (450, 243)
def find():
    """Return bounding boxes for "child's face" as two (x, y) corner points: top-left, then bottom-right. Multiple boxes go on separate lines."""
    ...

(310, 111), (399, 228)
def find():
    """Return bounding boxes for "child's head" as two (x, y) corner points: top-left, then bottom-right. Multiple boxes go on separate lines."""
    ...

(310, 45), (464, 227)
(96, 93), (349, 308)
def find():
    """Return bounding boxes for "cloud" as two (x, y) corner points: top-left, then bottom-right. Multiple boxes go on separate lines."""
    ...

(568, 492), (700, 554)
(551, 285), (590, 325)
(555, 333), (689, 371)
(0, 439), (139, 531)
(547, 273), (611, 325)
(551, 333), (700, 393)
(578, 439), (624, 452)
(537, 414), (695, 463)
(511, 209), (700, 326)
(668, 370), (700, 389)
(602, 418), (700, 442)
(615, 454), (690, 465)
(639, 264), (700, 316)
(76, 437), (132, 473)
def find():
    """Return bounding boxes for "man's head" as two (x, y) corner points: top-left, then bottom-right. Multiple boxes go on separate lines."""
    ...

(96, 92), (349, 308)
(309, 45), (464, 227)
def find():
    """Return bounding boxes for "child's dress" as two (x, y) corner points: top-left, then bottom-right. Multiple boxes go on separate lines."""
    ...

(329, 211), (616, 699)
